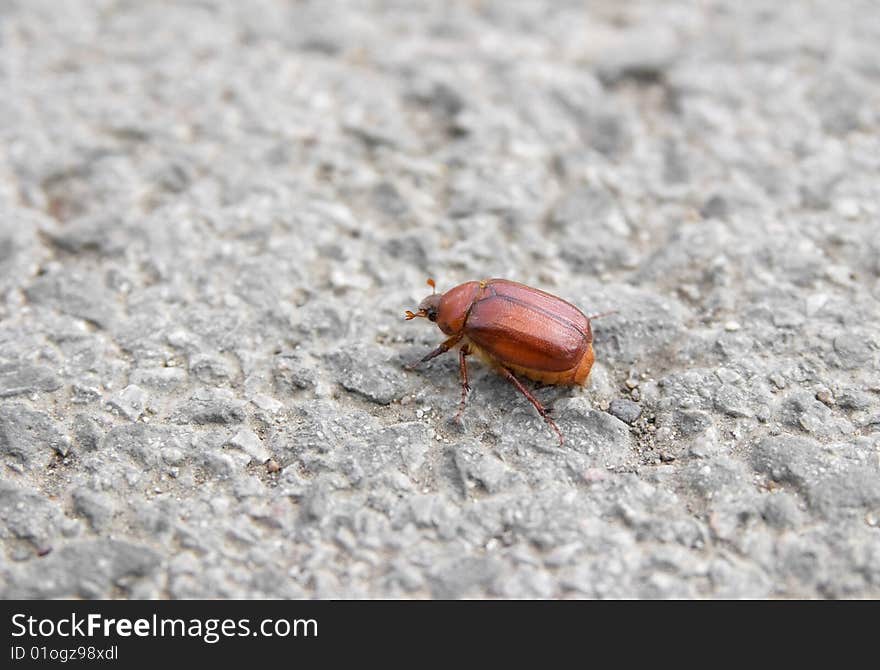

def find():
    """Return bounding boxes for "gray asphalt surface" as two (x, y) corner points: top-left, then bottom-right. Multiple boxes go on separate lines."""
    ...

(1, 0), (879, 598)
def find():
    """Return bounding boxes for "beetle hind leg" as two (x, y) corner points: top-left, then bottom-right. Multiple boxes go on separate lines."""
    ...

(498, 366), (564, 445)
(453, 345), (471, 422)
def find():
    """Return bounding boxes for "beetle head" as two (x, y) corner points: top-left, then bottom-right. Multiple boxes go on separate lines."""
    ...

(417, 293), (442, 322)
(404, 278), (440, 322)
(404, 294), (441, 322)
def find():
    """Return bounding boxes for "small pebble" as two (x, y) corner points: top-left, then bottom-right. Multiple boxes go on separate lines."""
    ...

(769, 373), (786, 390)
(608, 398), (642, 424)
(834, 199), (860, 219)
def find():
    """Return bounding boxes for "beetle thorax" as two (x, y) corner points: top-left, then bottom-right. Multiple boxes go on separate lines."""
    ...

(434, 281), (482, 335)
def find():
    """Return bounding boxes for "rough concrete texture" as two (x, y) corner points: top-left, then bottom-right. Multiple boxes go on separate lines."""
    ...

(1, 1), (879, 599)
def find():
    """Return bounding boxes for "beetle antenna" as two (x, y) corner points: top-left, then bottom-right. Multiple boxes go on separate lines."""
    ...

(427, 278), (436, 294)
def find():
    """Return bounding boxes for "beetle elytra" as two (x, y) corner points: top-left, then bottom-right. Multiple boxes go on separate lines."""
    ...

(404, 278), (596, 444)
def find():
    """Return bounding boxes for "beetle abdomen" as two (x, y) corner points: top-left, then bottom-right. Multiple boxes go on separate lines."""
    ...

(467, 339), (593, 385)
(463, 279), (592, 380)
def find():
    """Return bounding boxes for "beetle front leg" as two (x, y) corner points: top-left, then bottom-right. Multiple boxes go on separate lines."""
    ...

(497, 366), (564, 445)
(453, 344), (470, 422)
(405, 334), (462, 370)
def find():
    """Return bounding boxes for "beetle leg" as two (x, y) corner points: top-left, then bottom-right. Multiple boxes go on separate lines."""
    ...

(497, 366), (564, 445)
(406, 334), (461, 370)
(453, 345), (471, 422)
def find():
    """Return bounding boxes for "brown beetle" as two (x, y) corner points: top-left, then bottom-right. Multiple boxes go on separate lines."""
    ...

(405, 278), (596, 444)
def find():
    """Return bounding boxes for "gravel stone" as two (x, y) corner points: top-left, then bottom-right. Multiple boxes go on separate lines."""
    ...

(594, 25), (680, 85)
(227, 428), (270, 464)
(588, 289), (687, 366)
(129, 367), (187, 391)
(0, 220), (46, 297)
(0, 362), (61, 398)
(106, 384), (147, 421)
(429, 556), (504, 599)
(713, 384), (754, 418)
(608, 398), (642, 424)
(103, 424), (186, 467)
(0, 404), (68, 467)
(273, 350), (317, 393)
(71, 488), (116, 532)
(2, 539), (162, 598)
(0, 481), (62, 551)
(673, 409), (714, 438)
(831, 333), (875, 369)
(172, 389), (246, 425)
(761, 492), (805, 530)
(751, 436), (880, 517)
(454, 441), (521, 494)
(328, 345), (409, 406)
(72, 414), (103, 451)
(44, 215), (135, 256)
(778, 392), (851, 437)
(24, 271), (119, 329)
(555, 399), (632, 465)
